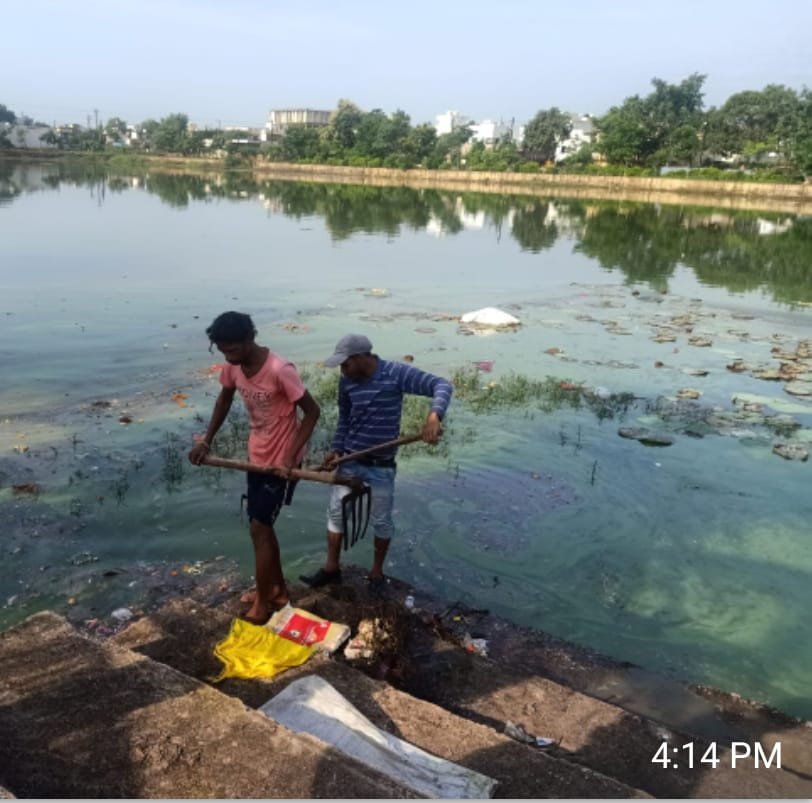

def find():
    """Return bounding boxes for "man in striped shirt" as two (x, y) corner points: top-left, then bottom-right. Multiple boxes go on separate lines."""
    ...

(301, 334), (452, 595)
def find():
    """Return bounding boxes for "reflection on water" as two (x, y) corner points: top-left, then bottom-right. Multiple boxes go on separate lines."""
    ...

(1, 160), (811, 720)
(2, 160), (811, 304)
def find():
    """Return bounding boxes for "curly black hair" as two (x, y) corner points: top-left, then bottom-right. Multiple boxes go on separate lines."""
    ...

(205, 311), (257, 344)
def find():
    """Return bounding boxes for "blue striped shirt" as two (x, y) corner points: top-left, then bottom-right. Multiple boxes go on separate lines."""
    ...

(331, 358), (453, 458)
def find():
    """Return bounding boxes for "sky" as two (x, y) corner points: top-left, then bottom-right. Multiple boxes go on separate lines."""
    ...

(5, 0), (810, 129)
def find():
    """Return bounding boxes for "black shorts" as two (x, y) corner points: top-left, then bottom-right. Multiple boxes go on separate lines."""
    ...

(245, 472), (297, 526)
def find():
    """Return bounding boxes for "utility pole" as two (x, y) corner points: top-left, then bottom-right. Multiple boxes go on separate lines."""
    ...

(94, 108), (99, 129)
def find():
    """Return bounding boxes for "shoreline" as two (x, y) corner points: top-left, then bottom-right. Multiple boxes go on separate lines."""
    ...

(3, 150), (811, 214)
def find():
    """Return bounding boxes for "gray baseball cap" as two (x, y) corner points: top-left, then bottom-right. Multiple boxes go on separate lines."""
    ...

(323, 333), (373, 367)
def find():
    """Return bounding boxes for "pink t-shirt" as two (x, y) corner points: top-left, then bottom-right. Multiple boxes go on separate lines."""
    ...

(220, 351), (306, 466)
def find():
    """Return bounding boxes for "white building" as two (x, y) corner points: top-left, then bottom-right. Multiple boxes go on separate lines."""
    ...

(554, 114), (596, 163)
(435, 110), (471, 136)
(470, 119), (512, 146)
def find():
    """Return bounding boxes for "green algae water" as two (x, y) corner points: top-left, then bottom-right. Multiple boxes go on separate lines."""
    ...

(1, 160), (811, 720)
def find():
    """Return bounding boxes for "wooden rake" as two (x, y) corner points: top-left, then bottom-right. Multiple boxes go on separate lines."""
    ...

(200, 432), (423, 550)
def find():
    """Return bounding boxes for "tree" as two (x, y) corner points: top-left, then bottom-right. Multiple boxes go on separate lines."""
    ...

(704, 84), (801, 165)
(280, 124), (322, 160)
(0, 104), (15, 124)
(594, 97), (651, 165)
(787, 88), (812, 177)
(104, 116), (127, 143)
(522, 108), (571, 163)
(402, 123), (437, 165)
(431, 124), (473, 168)
(354, 108), (412, 161)
(597, 73), (706, 167)
(327, 99), (363, 151)
(151, 113), (190, 152)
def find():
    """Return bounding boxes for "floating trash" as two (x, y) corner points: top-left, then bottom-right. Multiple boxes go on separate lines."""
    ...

(504, 721), (556, 749)
(688, 336), (713, 347)
(618, 427), (675, 446)
(772, 443), (809, 462)
(460, 307), (521, 328)
(12, 483), (40, 495)
(676, 389), (702, 400)
(751, 368), (783, 381)
(462, 634), (488, 657)
(727, 360), (749, 373)
(69, 551), (98, 566)
(784, 382), (812, 397)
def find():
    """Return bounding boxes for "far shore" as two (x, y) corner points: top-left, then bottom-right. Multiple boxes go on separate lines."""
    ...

(4, 150), (811, 215)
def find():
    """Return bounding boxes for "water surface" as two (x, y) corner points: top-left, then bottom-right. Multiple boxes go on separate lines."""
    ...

(2, 161), (811, 719)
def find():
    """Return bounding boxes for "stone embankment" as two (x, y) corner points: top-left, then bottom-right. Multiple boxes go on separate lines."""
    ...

(1, 567), (810, 798)
(3, 150), (809, 214)
(252, 162), (812, 215)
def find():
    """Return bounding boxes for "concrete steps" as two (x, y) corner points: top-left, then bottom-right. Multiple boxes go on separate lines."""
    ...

(0, 611), (415, 798)
(112, 598), (646, 798)
(2, 581), (810, 799)
(290, 572), (812, 800)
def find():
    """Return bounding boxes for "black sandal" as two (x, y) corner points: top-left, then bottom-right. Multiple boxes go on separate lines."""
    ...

(299, 568), (342, 588)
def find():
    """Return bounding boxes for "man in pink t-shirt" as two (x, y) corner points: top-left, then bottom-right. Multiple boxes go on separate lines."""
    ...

(189, 311), (320, 625)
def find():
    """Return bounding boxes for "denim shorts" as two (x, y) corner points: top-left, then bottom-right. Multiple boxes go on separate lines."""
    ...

(326, 460), (396, 540)
(246, 472), (297, 526)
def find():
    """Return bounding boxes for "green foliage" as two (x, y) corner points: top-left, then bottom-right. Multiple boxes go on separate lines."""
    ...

(449, 367), (635, 419)
(703, 85), (801, 167)
(597, 73), (706, 167)
(327, 99), (363, 150)
(522, 107), (571, 163)
(560, 142), (595, 167)
(150, 113), (191, 153)
(280, 124), (322, 161)
(465, 140), (523, 171)
(0, 104), (15, 124)
(662, 166), (798, 183)
(559, 163), (657, 177)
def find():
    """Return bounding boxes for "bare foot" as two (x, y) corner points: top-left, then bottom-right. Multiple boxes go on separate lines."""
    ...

(241, 602), (271, 626)
(240, 584), (290, 610)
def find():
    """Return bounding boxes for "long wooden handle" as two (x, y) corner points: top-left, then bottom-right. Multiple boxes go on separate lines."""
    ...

(332, 432), (424, 466)
(201, 455), (350, 486)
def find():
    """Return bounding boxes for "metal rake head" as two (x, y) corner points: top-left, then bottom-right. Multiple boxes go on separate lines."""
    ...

(341, 482), (371, 551)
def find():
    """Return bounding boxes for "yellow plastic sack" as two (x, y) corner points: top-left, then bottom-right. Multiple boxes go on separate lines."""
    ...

(212, 617), (316, 682)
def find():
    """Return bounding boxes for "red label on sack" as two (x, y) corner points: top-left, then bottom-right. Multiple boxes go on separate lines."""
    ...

(277, 613), (330, 646)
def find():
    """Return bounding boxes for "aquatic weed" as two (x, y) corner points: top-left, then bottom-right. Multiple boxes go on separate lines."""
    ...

(160, 433), (185, 492)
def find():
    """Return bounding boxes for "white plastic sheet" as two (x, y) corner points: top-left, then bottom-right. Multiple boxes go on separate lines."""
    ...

(259, 675), (497, 798)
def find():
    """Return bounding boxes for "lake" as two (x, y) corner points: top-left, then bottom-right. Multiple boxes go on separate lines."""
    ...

(1, 159), (811, 720)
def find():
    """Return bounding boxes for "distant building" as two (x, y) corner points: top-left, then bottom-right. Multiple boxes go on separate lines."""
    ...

(224, 125), (262, 145)
(262, 108), (331, 140)
(554, 114), (596, 163)
(435, 110), (471, 136)
(6, 125), (55, 149)
(470, 119), (512, 146)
